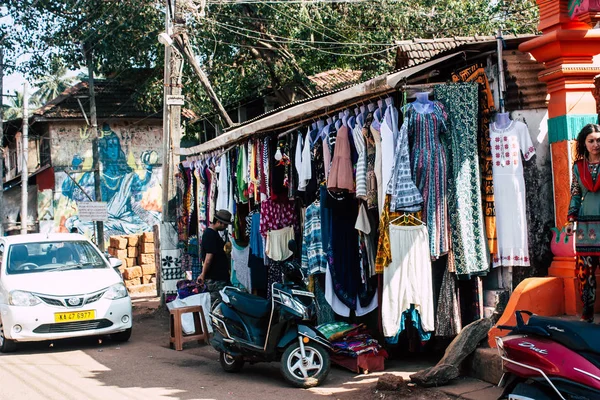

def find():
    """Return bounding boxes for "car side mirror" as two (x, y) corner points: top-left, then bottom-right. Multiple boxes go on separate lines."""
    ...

(109, 257), (123, 268)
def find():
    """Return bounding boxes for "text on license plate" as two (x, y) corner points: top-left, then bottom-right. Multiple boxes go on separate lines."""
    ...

(54, 310), (95, 323)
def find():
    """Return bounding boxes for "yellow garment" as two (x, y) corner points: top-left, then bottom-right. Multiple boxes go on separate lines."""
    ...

(375, 195), (423, 273)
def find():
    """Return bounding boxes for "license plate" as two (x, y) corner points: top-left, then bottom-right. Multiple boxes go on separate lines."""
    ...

(54, 310), (95, 323)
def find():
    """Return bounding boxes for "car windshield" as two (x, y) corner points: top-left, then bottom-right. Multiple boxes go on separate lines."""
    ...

(6, 241), (107, 274)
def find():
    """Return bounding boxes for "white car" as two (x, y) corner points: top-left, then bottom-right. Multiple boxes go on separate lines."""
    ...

(0, 233), (132, 352)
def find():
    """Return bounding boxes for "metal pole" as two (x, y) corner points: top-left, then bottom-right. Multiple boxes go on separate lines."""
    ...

(85, 44), (105, 251)
(0, 47), (4, 236)
(20, 82), (28, 235)
(497, 28), (506, 114)
(161, 0), (172, 223)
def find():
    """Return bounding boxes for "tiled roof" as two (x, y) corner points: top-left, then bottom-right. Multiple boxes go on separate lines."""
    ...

(307, 69), (363, 92)
(32, 77), (160, 121)
(395, 34), (535, 67)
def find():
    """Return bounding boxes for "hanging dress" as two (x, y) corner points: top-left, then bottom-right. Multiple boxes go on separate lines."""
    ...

(327, 125), (354, 192)
(405, 101), (449, 258)
(489, 120), (535, 267)
(381, 97), (398, 193)
(435, 83), (489, 277)
(371, 116), (384, 215)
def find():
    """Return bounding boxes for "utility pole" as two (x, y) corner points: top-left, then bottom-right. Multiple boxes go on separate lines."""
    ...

(85, 43), (105, 251)
(161, 0), (172, 223)
(496, 28), (506, 114)
(20, 82), (28, 235)
(0, 47), (4, 236)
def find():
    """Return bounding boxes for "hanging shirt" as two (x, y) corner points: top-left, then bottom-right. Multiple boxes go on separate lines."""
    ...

(298, 131), (312, 191)
(301, 201), (328, 274)
(381, 98), (398, 191)
(260, 198), (297, 237)
(216, 154), (229, 211)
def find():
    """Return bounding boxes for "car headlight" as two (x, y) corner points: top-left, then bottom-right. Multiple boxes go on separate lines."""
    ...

(9, 290), (42, 306)
(104, 283), (129, 300)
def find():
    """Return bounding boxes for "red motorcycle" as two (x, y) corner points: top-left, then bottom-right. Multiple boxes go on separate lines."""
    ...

(495, 310), (600, 400)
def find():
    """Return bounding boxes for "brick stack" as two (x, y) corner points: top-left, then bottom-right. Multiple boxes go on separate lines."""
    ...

(108, 232), (157, 295)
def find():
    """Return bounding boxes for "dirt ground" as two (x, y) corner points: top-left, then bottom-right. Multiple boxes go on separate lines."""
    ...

(0, 296), (452, 400)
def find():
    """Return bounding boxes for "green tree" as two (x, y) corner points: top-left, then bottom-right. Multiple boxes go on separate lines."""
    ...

(4, 0), (538, 127)
(4, 90), (40, 121)
(34, 57), (75, 104)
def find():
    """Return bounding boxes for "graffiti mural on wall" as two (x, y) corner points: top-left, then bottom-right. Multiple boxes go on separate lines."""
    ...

(55, 123), (162, 239)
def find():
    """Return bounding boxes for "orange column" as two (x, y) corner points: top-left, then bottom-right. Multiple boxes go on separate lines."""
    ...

(520, 0), (600, 315)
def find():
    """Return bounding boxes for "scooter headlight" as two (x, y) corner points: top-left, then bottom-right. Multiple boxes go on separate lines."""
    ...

(280, 292), (309, 318)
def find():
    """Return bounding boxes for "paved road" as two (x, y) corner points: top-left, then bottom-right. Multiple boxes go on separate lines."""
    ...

(0, 298), (489, 400)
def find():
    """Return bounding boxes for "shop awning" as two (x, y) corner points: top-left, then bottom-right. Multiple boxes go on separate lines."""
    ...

(180, 52), (463, 156)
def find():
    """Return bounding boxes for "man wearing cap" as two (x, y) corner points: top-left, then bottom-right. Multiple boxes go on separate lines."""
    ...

(198, 209), (232, 307)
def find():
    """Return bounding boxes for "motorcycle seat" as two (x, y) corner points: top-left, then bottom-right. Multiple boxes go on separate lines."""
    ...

(225, 289), (271, 319)
(527, 315), (600, 354)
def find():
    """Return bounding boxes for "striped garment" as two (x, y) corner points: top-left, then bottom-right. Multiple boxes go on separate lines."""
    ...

(301, 201), (328, 274)
(405, 101), (449, 259)
(352, 121), (368, 198)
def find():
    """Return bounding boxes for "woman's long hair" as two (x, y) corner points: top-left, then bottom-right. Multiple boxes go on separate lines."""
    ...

(575, 123), (600, 161)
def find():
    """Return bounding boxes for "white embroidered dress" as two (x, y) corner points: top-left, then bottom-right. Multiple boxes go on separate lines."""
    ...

(489, 120), (535, 267)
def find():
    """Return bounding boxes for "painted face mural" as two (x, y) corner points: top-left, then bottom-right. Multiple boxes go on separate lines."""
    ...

(56, 123), (162, 240)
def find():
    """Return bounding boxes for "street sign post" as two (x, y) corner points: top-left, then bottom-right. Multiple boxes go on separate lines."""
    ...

(166, 94), (185, 106)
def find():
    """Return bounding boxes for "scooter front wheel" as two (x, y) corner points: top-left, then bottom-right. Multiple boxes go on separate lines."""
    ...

(281, 341), (330, 388)
(219, 351), (245, 372)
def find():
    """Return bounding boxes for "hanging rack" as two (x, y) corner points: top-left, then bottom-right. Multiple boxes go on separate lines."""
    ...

(390, 212), (425, 226)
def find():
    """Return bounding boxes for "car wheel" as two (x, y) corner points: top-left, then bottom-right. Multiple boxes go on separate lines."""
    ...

(0, 321), (17, 353)
(219, 351), (245, 372)
(109, 328), (132, 342)
(281, 341), (329, 388)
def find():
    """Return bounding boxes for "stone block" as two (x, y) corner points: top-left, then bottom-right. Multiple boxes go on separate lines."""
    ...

(141, 264), (156, 276)
(138, 253), (155, 265)
(107, 247), (116, 257)
(140, 241), (155, 254)
(484, 289), (508, 308)
(141, 231), (154, 243)
(142, 275), (152, 284)
(125, 258), (137, 268)
(463, 348), (503, 386)
(124, 278), (141, 288)
(122, 266), (142, 280)
(127, 247), (139, 258)
(127, 283), (156, 295)
(114, 249), (128, 260)
(110, 236), (128, 250)
(127, 234), (140, 247)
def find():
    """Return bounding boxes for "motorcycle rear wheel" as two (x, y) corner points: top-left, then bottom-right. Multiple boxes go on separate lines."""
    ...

(219, 351), (245, 372)
(281, 341), (330, 388)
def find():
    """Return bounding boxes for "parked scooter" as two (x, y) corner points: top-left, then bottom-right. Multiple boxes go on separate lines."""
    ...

(495, 310), (600, 399)
(208, 240), (331, 388)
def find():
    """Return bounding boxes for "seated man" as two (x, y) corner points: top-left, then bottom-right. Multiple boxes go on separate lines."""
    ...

(9, 245), (29, 272)
(55, 247), (74, 264)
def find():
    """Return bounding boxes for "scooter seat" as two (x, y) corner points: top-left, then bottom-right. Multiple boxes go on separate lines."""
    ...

(226, 289), (271, 318)
(528, 315), (600, 354)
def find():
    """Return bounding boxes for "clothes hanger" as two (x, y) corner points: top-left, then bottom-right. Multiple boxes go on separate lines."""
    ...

(390, 212), (425, 226)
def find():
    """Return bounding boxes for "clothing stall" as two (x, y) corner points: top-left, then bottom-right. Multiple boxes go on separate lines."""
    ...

(174, 60), (537, 369)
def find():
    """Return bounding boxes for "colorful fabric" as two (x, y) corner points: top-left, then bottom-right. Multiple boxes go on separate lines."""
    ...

(362, 117), (378, 211)
(317, 321), (356, 341)
(301, 201), (329, 274)
(375, 195), (404, 273)
(236, 144), (249, 203)
(435, 83), (489, 277)
(231, 238), (251, 292)
(569, 160), (600, 255)
(452, 65), (497, 254)
(405, 100), (450, 258)
(386, 114), (423, 212)
(577, 255), (598, 322)
(259, 198), (297, 237)
(489, 120), (535, 267)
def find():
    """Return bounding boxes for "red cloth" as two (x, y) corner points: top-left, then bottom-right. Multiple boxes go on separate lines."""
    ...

(331, 351), (388, 374)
